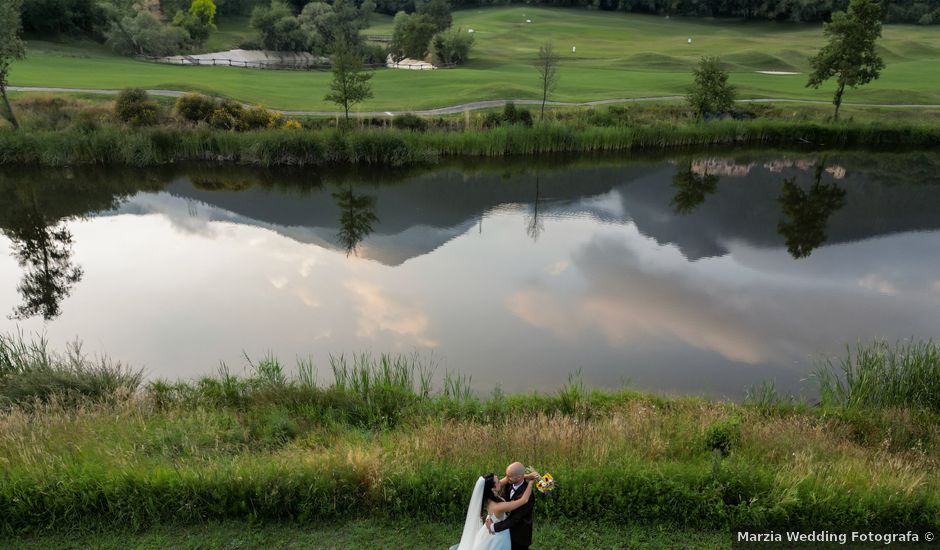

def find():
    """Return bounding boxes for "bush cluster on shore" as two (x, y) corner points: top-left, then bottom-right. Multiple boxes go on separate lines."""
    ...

(1, 334), (939, 535)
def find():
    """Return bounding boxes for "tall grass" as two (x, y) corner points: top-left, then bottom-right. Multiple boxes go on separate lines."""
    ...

(0, 336), (939, 534)
(0, 333), (141, 409)
(2, 119), (939, 167)
(815, 339), (940, 412)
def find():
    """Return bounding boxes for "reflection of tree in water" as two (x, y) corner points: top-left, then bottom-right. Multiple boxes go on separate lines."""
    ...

(777, 163), (847, 259)
(525, 175), (544, 242)
(2, 199), (83, 321)
(670, 160), (719, 215)
(333, 182), (378, 256)
(0, 169), (167, 321)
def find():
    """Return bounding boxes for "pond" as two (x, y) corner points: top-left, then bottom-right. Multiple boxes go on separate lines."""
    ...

(2, 151), (940, 397)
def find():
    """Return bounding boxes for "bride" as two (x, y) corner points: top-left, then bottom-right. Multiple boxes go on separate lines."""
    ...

(451, 470), (539, 550)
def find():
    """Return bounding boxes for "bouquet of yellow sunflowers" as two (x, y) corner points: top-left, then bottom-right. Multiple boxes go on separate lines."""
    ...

(526, 467), (556, 495)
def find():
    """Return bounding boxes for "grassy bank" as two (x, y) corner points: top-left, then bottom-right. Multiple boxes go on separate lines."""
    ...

(1, 335), (939, 538)
(2, 93), (939, 168)
(2, 118), (940, 167)
(12, 8), (940, 110)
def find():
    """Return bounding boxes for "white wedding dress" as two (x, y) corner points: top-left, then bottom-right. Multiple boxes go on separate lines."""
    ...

(450, 477), (511, 550)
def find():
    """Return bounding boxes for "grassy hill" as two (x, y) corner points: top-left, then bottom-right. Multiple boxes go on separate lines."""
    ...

(9, 7), (940, 111)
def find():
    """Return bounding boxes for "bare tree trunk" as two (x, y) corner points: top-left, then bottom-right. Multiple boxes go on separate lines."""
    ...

(0, 85), (19, 130)
(833, 81), (845, 121)
(540, 81), (547, 122)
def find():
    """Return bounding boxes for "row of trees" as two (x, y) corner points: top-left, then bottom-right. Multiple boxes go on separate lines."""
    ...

(249, 0), (474, 67)
(18, 0), (219, 56)
(250, 0), (373, 54)
(104, 0), (219, 56)
(15, 0), (939, 40)
(368, 0), (938, 24)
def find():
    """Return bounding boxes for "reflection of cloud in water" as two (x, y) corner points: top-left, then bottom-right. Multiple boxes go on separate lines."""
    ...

(509, 224), (940, 368)
(574, 189), (626, 221)
(345, 280), (437, 348)
(113, 193), (225, 238)
(857, 274), (899, 296)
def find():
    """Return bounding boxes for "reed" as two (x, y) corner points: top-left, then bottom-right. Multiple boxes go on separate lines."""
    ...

(814, 339), (940, 412)
(2, 119), (939, 167)
(0, 333), (142, 409)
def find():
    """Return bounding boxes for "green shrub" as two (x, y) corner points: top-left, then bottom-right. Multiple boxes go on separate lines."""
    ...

(114, 88), (160, 127)
(175, 93), (218, 124)
(704, 416), (741, 456)
(392, 113), (428, 131)
(208, 101), (246, 131)
(501, 102), (533, 127)
(240, 105), (279, 130)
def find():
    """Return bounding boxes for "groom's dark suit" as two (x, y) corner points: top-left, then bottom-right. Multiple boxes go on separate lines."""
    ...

(493, 482), (535, 550)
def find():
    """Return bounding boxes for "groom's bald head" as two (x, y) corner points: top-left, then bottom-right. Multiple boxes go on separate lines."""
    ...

(506, 462), (525, 483)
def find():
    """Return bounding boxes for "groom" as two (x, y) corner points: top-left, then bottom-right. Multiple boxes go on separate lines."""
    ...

(488, 461), (535, 549)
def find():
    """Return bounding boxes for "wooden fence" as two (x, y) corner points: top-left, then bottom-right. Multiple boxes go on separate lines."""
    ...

(137, 56), (454, 71)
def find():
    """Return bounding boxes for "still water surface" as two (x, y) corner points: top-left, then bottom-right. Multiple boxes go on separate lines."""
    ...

(2, 152), (939, 396)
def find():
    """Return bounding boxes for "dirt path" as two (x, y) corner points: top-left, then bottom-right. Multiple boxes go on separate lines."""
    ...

(9, 86), (940, 116)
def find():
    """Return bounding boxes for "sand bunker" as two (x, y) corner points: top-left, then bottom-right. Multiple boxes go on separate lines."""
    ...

(756, 70), (801, 75)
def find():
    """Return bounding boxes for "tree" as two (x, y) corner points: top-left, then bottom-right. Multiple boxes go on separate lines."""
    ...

(325, 42), (374, 121)
(429, 26), (473, 65)
(390, 12), (437, 60)
(0, 0), (26, 130)
(533, 42), (559, 122)
(687, 56), (736, 117)
(173, 0), (218, 46)
(105, 11), (190, 56)
(417, 0), (452, 32)
(807, 0), (885, 120)
(251, 0), (308, 52)
(298, 0), (369, 55)
(776, 163), (847, 258)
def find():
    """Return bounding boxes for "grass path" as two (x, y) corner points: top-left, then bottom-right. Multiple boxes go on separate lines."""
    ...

(10, 7), (940, 111)
(5, 520), (728, 549)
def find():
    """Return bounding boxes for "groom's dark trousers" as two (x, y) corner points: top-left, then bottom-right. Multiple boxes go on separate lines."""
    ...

(493, 484), (535, 550)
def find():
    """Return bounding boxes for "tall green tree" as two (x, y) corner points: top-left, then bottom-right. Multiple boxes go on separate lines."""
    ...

(251, 0), (308, 52)
(173, 0), (218, 46)
(687, 56), (736, 118)
(390, 11), (437, 60)
(0, 0), (26, 130)
(417, 0), (452, 32)
(533, 42), (559, 122)
(807, 0), (885, 120)
(325, 42), (374, 121)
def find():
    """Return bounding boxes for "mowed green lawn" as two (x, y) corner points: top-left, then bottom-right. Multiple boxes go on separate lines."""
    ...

(10, 6), (940, 110)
